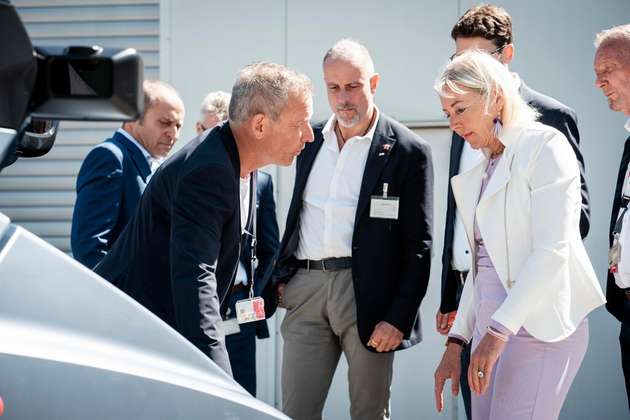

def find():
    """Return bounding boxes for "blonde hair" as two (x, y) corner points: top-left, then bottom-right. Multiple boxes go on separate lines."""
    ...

(434, 50), (538, 126)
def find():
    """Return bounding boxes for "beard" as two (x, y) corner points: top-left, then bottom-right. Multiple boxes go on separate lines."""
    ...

(335, 104), (360, 128)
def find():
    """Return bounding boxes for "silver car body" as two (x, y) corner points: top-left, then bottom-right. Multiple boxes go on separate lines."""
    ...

(0, 128), (287, 419)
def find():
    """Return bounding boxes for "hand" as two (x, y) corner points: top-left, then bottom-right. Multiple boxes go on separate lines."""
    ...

(367, 321), (403, 352)
(277, 283), (286, 308)
(468, 333), (507, 396)
(436, 310), (457, 335)
(434, 343), (462, 412)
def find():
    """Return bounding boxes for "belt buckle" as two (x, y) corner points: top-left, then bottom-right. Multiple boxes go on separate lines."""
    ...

(321, 259), (327, 272)
(306, 259), (310, 272)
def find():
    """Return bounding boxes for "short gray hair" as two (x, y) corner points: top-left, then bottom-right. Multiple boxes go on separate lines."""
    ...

(595, 23), (630, 48)
(199, 90), (231, 122)
(323, 38), (375, 75)
(434, 50), (538, 126)
(594, 24), (630, 63)
(229, 62), (312, 125)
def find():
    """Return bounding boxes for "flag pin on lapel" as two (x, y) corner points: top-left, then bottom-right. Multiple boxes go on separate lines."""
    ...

(378, 144), (391, 156)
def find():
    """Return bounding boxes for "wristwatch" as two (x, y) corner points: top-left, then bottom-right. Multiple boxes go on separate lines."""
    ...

(445, 336), (466, 347)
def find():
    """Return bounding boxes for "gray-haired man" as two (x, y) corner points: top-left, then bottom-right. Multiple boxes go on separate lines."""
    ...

(594, 23), (630, 411)
(196, 90), (231, 134)
(96, 62), (313, 373)
(270, 39), (433, 420)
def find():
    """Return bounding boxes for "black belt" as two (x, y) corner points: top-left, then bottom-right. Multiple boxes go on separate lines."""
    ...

(297, 257), (352, 272)
(454, 270), (469, 285)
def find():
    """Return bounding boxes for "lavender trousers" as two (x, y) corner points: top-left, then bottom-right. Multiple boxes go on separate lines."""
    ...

(470, 264), (589, 420)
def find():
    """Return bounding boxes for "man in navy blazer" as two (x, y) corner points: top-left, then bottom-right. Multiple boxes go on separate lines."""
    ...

(437, 6), (591, 419)
(267, 39), (433, 420)
(96, 63), (313, 375)
(71, 80), (185, 269)
(194, 94), (280, 395)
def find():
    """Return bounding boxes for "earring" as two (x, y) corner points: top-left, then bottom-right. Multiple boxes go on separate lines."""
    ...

(493, 117), (503, 138)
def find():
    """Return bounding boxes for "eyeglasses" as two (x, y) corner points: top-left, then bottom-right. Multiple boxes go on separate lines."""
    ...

(450, 44), (506, 61)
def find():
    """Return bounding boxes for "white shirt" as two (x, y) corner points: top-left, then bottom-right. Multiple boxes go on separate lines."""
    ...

(613, 120), (630, 289)
(451, 141), (483, 271)
(240, 175), (251, 235)
(295, 108), (379, 260)
(236, 176), (253, 287)
(116, 128), (160, 172)
(234, 262), (248, 287)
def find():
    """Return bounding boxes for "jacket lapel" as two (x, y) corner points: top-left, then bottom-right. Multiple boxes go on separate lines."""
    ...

(355, 116), (396, 223)
(476, 150), (515, 206)
(114, 132), (151, 181)
(450, 159), (485, 253)
(294, 134), (325, 199)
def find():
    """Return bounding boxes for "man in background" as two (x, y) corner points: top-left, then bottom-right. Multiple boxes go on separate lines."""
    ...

(196, 90), (231, 134)
(71, 80), (185, 268)
(594, 23), (630, 411)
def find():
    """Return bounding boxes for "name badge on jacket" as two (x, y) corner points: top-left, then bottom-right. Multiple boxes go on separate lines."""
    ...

(370, 182), (399, 220)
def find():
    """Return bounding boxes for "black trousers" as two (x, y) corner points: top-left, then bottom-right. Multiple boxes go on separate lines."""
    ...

(461, 341), (472, 419)
(456, 282), (472, 419)
(621, 325), (630, 412)
(225, 289), (258, 396)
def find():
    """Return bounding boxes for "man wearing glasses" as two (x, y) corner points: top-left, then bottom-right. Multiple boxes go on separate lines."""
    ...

(436, 4), (590, 419)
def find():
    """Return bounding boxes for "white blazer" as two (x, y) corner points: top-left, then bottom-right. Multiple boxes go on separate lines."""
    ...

(449, 121), (605, 343)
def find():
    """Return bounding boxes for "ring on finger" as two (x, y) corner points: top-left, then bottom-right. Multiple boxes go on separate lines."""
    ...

(476, 370), (485, 379)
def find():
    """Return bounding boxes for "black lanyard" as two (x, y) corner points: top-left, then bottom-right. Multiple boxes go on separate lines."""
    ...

(244, 170), (258, 298)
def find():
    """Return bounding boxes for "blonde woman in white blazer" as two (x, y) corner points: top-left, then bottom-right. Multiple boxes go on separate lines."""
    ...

(433, 51), (605, 420)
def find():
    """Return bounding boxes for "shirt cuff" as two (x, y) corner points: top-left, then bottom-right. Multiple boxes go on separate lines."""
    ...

(489, 320), (514, 337)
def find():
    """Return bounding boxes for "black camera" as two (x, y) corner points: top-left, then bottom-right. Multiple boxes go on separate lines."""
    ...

(0, 0), (144, 169)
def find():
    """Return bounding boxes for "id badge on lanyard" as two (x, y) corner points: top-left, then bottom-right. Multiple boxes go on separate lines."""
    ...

(236, 170), (266, 324)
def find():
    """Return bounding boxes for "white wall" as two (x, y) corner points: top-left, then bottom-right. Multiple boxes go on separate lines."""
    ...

(163, 1), (630, 418)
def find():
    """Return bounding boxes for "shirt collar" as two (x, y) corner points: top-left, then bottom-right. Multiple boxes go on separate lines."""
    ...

(322, 106), (380, 151)
(625, 118), (630, 133)
(116, 128), (154, 163)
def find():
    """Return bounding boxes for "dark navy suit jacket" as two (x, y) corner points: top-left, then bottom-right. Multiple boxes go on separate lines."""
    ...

(268, 114), (434, 351)
(95, 123), (247, 374)
(439, 80), (591, 313)
(71, 131), (151, 269)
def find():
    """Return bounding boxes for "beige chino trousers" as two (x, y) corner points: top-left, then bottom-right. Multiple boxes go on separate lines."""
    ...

(281, 268), (394, 420)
